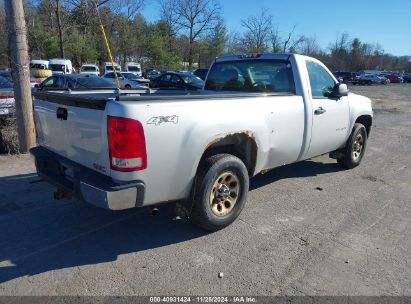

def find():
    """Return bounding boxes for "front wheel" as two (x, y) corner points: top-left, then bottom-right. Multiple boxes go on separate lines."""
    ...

(337, 123), (368, 169)
(190, 154), (249, 231)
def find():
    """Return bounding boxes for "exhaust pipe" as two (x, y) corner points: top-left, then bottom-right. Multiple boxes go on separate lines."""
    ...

(148, 206), (159, 216)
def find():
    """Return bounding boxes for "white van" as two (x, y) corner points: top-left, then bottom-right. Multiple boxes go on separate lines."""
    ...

(80, 64), (100, 76)
(30, 59), (49, 70)
(125, 62), (142, 76)
(104, 62), (121, 75)
(49, 58), (73, 75)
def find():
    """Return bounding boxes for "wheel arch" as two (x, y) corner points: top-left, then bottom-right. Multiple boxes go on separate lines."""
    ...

(198, 132), (258, 177)
(355, 115), (372, 136)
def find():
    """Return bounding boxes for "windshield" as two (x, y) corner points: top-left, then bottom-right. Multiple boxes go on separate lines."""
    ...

(147, 71), (161, 77)
(127, 66), (140, 72)
(106, 66), (121, 72)
(123, 73), (138, 80)
(205, 59), (295, 93)
(30, 63), (48, 70)
(50, 64), (68, 72)
(181, 74), (204, 87)
(81, 66), (97, 72)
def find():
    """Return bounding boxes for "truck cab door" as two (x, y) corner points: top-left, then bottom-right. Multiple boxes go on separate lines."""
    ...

(305, 60), (350, 158)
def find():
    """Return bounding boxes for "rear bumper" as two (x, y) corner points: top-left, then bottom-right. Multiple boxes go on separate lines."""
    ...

(30, 146), (145, 210)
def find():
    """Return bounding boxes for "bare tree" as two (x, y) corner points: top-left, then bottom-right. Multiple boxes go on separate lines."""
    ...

(270, 27), (282, 53)
(174, 0), (221, 69)
(55, 0), (65, 57)
(120, 0), (144, 20)
(226, 30), (245, 54)
(331, 32), (350, 54)
(159, 0), (181, 51)
(294, 35), (321, 56)
(240, 9), (272, 53)
(44, 0), (72, 58)
(282, 25), (298, 52)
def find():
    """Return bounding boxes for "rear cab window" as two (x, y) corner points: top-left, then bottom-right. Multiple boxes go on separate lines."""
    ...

(205, 59), (296, 94)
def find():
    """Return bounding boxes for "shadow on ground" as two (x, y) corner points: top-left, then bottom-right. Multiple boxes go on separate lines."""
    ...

(0, 159), (342, 284)
(250, 159), (342, 190)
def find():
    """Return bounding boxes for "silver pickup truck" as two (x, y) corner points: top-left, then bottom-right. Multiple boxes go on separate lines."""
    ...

(31, 53), (373, 231)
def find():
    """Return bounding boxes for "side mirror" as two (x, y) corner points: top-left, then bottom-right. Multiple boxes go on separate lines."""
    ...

(333, 83), (349, 98)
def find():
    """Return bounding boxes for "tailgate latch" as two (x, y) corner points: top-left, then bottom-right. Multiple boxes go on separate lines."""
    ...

(56, 107), (68, 120)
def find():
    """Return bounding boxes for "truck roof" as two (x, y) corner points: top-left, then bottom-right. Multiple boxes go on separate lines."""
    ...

(49, 58), (71, 63)
(105, 62), (121, 66)
(214, 53), (296, 63)
(81, 64), (98, 67)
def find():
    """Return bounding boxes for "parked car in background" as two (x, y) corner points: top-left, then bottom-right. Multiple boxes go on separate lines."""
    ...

(0, 71), (12, 82)
(121, 72), (150, 87)
(103, 72), (147, 89)
(333, 74), (344, 83)
(378, 74), (390, 84)
(358, 74), (388, 85)
(30, 59), (49, 70)
(49, 58), (73, 75)
(384, 74), (402, 83)
(104, 62), (121, 75)
(333, 71), (358, 84)
(144, 69), (162, 80)
(0, 75), (15, 116)
(35, 74), (114, 91)
(193, 68), (208, 80)
(80, 64), (100, 76)
(1, 70), (42, 87)
(403, 73), (411, 83)
(125, 62), (142, 77)
(151, 72), (204, 90)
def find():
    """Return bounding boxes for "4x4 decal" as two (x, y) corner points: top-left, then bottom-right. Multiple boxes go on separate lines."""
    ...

(147, 115), (179, 126)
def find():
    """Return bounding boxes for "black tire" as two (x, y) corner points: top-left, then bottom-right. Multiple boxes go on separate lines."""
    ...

(338, 123), (368, 169)
(190, 154), (249, 231)
(125, 84), (131, 89)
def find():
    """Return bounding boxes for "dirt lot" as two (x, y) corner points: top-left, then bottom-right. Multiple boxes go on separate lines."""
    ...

(0, 84), (410, 296)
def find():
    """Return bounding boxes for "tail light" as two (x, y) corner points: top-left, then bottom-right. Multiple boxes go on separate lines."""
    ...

(107, 116), (147, 172)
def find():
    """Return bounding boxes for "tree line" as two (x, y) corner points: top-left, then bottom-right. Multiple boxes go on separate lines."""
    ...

(1, 0), (410, 72)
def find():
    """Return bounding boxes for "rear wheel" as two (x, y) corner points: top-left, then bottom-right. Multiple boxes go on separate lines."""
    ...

(125, 84), (131, 89)
(337, 123), (368, 169)
(190, 154), (249, 231)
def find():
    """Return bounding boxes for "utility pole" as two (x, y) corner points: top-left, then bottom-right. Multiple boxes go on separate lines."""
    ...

(4, 0), (36, 153)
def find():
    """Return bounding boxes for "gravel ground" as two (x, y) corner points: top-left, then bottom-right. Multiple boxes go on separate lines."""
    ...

(0, 84), (410, 296)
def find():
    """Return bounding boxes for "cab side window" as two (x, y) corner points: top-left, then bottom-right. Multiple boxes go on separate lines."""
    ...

(171, 75), (183, 84)
(161, 74), (171, 82)
(41, 76), (57, 88)
(306, 61), (335, 98)
(55, 76), (65, 89)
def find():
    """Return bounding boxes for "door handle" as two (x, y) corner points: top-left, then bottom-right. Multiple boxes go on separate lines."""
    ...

(314, 107), (326, 115)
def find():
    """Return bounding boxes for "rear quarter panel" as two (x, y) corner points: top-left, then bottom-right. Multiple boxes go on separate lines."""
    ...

(109, 95), (302, 205)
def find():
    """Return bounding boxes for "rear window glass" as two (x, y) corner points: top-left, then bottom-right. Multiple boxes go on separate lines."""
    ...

(81, 66), (97, 72)
(205, 59), (295, 94)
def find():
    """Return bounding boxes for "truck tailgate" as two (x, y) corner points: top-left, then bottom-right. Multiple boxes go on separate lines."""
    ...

(33, 92), (111, 176)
